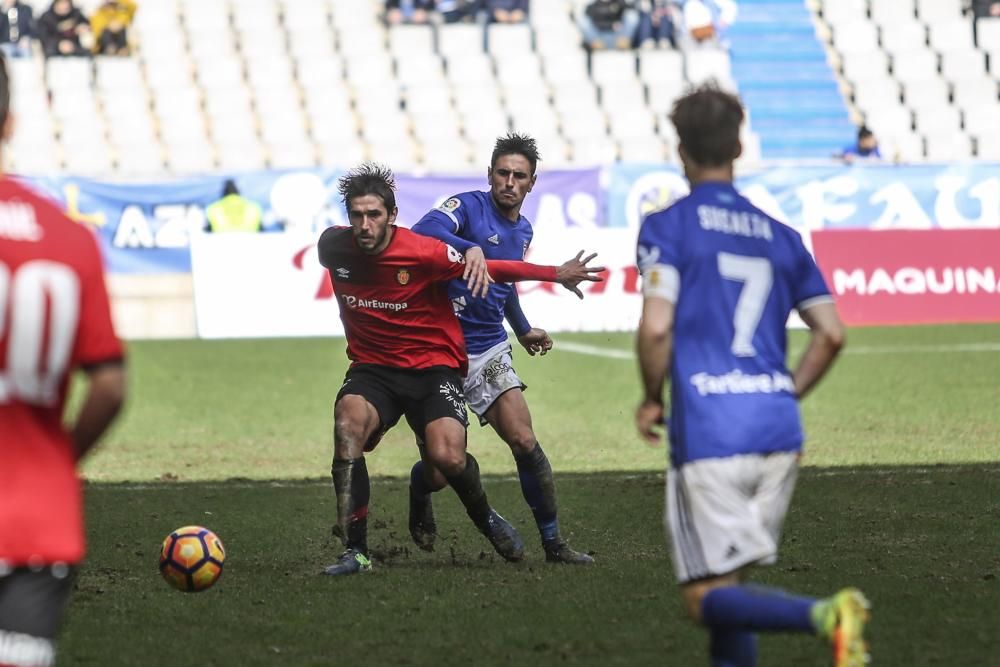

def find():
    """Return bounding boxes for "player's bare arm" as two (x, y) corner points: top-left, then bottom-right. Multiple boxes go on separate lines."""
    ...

(635, 295), (674, 446)
(556, 251), (606, 298)
(464, 245), (492, 299)
(793, 301), (846, 399)
(517, 328), (553, 356)
(72, 362), (126, 461)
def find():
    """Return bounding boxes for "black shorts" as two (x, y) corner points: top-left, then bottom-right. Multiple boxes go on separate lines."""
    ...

(0, 566), (76, 665)
(336, 364), (468, 448)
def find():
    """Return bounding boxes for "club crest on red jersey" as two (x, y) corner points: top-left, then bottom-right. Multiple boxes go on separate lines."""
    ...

(396, 268), (411, 285)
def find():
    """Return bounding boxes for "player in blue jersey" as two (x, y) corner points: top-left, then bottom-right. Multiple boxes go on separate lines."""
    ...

(406, 133), (594, 565)
(635, 85), (870, 667)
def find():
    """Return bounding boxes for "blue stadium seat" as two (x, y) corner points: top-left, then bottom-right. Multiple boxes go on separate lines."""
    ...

(727, 1), (853, 159)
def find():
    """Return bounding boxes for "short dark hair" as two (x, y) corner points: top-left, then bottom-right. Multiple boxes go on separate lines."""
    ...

(491, 132), (541, 173)
(0, 53), (9, 135)
(337, 162), (397, 213)
(669, 83), (745, 168)
(858, 125), (874, 140)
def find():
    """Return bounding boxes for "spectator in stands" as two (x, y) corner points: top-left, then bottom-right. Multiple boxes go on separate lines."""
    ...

(838, 126), (882, 164)
(37, 0), (91, 57)
(90, 0), (135, 56)
(384, 0), (435, 25)
(437, 0), (480, 23)
(204, 179), (264, 233)
(635, 0), (678, 49)
(0, 0), (36, 59)
(485, 0), (527, 23)
(973, 0), (1000, 17)
(679, 0), (736, 49)
(580, 0), (640, 51)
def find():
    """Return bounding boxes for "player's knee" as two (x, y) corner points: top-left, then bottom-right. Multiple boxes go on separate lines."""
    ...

(426, 447), (466, 477)
(504, 430), (537, 455)
(333, 416), (367, 458)
(681, 586), (709, 624)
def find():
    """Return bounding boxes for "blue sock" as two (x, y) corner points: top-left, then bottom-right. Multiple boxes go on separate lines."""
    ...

(514, 443), (559, 543)
(709, 628), (757, 667)
(702, 586), (816, 633)
(409, 461), (433, 497)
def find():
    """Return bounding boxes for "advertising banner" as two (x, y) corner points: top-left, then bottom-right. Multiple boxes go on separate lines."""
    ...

(607, 163), (1000, 233)
(811, 228), (1000, 325)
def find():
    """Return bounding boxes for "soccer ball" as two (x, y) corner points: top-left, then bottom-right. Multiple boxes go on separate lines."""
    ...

(159, 526), (226, 592)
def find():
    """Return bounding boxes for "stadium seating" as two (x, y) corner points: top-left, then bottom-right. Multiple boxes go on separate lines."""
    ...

(816, 0), (998, 160)
(7, 0), (994, 177)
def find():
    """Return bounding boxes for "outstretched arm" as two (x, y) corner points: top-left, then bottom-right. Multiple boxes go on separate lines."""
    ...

(485, 250), (605, 297)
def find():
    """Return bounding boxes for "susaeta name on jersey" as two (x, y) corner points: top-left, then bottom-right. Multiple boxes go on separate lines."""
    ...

(340, 295), (409, 312)
(833, 266), (1000, 295)
(697, 205), (773, 241)
(690, 370), (795, 397)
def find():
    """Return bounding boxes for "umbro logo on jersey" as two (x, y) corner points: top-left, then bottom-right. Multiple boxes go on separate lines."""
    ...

(336, 267), (350, 279)
(487, 234), (500, 245)
(452, 296), (466, 313)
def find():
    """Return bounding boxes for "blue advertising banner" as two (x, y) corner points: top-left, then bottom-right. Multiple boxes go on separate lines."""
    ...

(21, 162), (999, 273)
(607, 163), (1000, 231)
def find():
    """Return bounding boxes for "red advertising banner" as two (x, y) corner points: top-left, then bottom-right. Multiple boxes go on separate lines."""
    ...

(811, 229), (1000, 326)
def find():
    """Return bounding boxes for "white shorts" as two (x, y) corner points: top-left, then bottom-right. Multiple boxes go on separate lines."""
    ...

(464, 341), (526, 426)
(665, 451), (799, 583)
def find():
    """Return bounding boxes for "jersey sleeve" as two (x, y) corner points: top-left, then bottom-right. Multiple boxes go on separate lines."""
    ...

(424, 237), (469, 282)
(791, 232), (833, 311)
(637, 209), (683, 303)
(73, 229), (124, 369)
(504, 289), (531, 336)
(414, 194), (476, 253)
(412, 200), (477, 253)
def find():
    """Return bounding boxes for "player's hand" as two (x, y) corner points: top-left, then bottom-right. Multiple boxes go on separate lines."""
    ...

(464, 246), (492, 298)
(635, 399), (665, 447)
(517, 328), (553, 357)
(555, 250), (606, 299)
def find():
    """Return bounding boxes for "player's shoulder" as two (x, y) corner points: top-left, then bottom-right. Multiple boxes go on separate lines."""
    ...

(0, 177), (85, 236)
(0, 177), (101, 259)
(317, 225), (354, 265)
(438, 190), (484, 215)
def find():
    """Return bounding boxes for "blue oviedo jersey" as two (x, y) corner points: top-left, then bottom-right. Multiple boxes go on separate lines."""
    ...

(637, 182), (832, 466)
(412, 191), (533, 355)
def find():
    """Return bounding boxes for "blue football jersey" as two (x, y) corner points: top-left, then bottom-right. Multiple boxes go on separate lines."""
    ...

(411, 191), (533, 355)
(637, 182), (832, 466)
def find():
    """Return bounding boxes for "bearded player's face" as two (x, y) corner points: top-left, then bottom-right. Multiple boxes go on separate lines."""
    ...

(348, 194), (397, 254)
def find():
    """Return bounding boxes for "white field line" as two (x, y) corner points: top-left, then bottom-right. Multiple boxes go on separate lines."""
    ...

(555, 340), (1000, 361)
(86, 465), (1000, 491)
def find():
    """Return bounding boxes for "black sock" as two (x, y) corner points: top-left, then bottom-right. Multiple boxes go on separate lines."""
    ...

(409, 460), (433, 499)
(331, 457), (370, 554)
(444, 453), (491, 527)
(514, 443), (560, 543)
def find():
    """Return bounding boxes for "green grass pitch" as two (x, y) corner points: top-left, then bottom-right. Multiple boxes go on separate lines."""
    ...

(62, 324), (1000, 665)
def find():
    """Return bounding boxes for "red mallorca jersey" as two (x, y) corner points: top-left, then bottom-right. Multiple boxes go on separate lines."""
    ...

(317, 226), (555, 376)
(0, 177), (123, 567)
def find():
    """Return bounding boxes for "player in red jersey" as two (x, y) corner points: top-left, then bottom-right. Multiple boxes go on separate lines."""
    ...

(0, 55), (126, 667)
(318, 163), (603, 576)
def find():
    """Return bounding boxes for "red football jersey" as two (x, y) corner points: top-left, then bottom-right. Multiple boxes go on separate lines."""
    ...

(318, 226), (555, 376)
(0, 177), (123, 567)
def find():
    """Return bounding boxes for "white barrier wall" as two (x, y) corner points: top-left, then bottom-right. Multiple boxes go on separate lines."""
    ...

(187, 227), (642, 339)
(108, 274), (196, 340)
